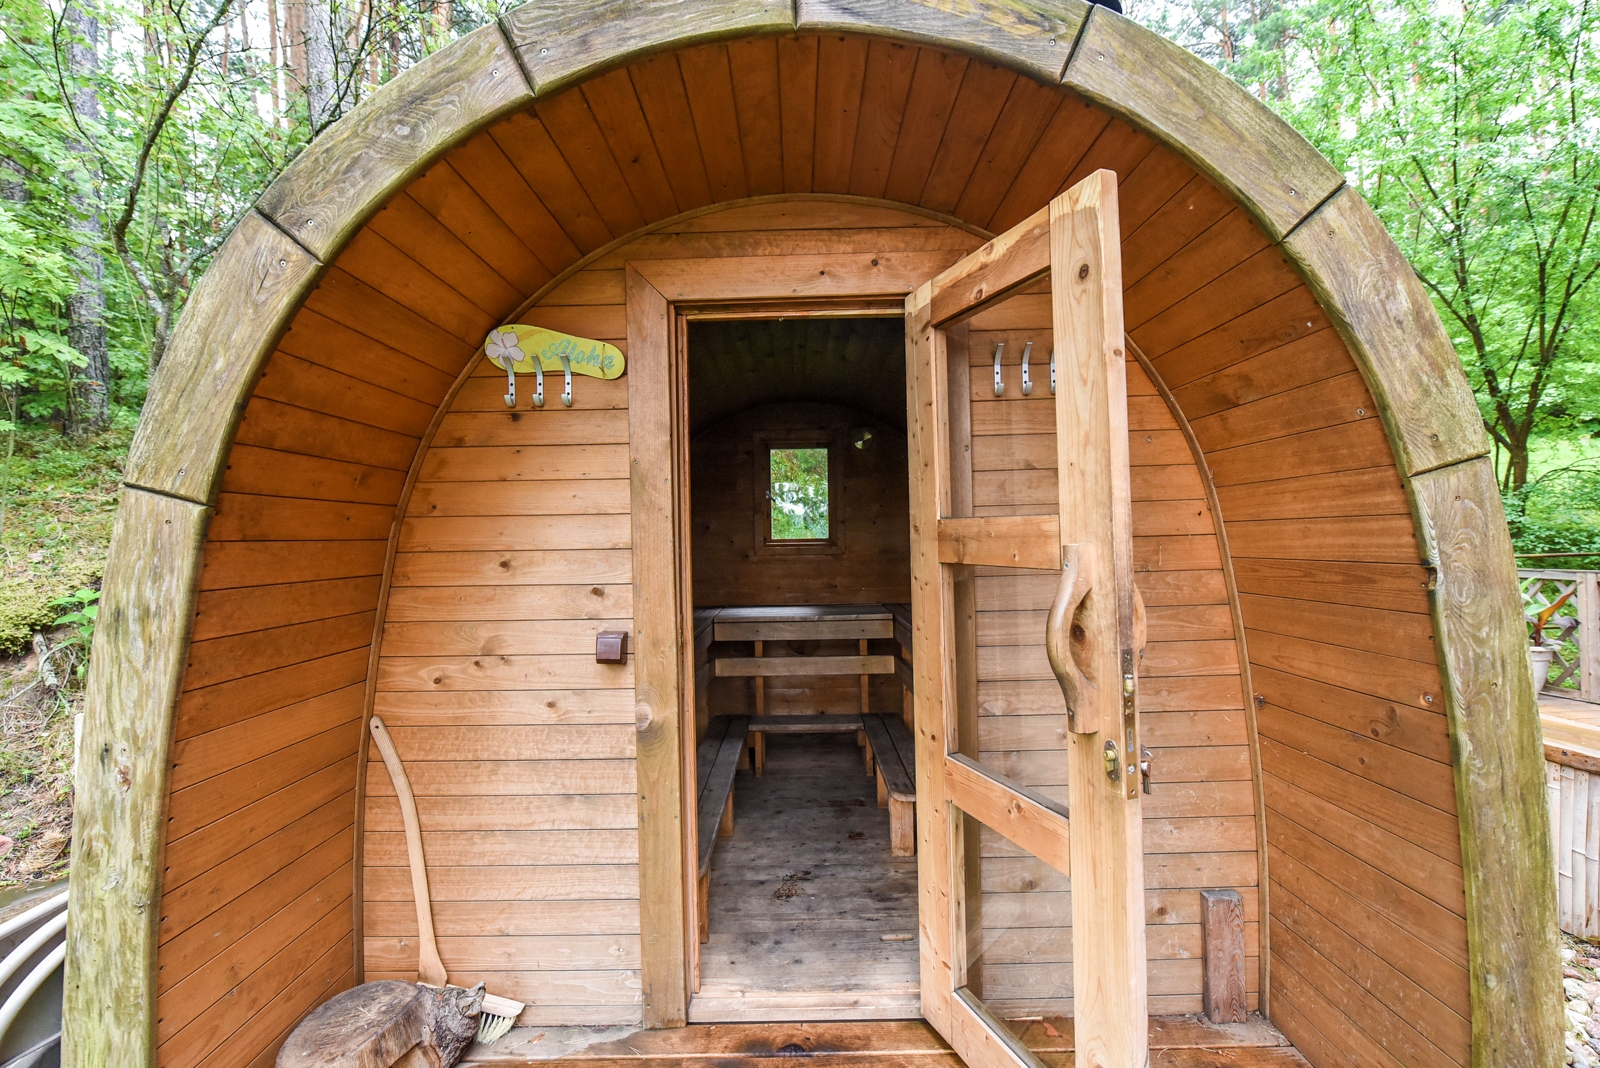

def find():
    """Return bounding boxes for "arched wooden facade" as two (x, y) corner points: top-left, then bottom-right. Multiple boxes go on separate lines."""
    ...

(63, 2), (1559, 1066)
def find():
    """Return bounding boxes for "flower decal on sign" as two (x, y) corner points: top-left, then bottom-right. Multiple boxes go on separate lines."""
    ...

(484, 328), (523, 370)
(484, 329), (524, 407)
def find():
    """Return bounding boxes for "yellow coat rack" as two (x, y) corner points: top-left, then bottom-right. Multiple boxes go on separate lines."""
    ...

(482, 324), (626, 408)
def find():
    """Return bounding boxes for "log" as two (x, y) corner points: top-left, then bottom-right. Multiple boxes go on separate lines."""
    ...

(275, 981), (484, 1068)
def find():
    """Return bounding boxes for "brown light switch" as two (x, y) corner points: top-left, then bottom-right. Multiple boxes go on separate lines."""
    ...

(596, 631), (628, 664)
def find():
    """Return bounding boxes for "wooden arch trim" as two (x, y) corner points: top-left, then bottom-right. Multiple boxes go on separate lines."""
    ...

(67, 2), (1558, 1066)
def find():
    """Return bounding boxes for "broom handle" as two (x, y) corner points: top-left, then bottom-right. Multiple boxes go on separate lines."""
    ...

(369, 715), (448, 986)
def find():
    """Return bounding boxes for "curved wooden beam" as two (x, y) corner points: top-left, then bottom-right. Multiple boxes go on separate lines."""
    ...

(796, 0), (1088, 84)
(63, 488), (209, 1068)
(1064, 6), (1342, 242)
(502, 0), (794, 96)
(1282, 185), (1489, 476)
(124, 211), (320, 503)
(257, 22), (534, 263)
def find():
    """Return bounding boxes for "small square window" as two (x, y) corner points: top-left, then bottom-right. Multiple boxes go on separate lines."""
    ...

(769, 447), (829, 540)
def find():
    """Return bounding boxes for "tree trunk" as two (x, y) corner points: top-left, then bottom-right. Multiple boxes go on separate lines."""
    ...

(63, 1), (111, 435)
(0, 158), (25, 206)
(303, 0), (338, 133)
(1499, 416), (1533, 491)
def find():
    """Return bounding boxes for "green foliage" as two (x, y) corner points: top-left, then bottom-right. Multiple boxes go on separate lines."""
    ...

(1282, 0), (1600, 489)
(770, 447), (830, 540)
(0, 1), (90, 423)
(1506, 456), (1600, 569)
(51, 587), (99, 642)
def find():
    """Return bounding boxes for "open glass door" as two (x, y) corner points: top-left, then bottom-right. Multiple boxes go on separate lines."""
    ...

(906, 171), (1148, 1068)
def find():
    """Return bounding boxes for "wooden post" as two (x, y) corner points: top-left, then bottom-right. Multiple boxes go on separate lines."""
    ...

(1579, 572), (1598, 702)
(626, 266), (688, 1028)
(1051, 171), (1147, 1068)
(1410, 457), (1564, 1064)
(859, 637), (870, 746)
(753, 639), (765, 775)
(907, 279), (957, 1038)
(63, 489), (208, 1068)
(1200, 889), (1247, 1024)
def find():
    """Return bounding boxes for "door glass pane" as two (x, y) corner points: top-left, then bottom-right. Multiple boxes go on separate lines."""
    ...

(957, 809), (1072, 1021)
(944, 283), (1067, 797)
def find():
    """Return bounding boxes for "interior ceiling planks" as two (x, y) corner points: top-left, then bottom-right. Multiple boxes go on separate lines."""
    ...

(687, 318), (908, 435)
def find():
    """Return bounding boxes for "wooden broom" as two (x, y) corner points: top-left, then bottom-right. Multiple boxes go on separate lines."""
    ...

(368, 715), (526, 1043)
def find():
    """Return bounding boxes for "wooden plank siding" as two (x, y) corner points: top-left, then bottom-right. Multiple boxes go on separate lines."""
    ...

(147, 32), (1464, 1068)
(360, 200), (981, 1026)
(1133, 216), (1470, 1063)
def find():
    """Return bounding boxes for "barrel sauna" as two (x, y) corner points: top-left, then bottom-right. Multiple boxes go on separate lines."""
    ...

(63, 3), (1559, 1067)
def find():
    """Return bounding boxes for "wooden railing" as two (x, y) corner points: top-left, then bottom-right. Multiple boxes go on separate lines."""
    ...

(1520, 569), (1600, 703)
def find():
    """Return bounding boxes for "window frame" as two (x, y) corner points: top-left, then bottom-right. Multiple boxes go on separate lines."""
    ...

(754, 434), (844, 555)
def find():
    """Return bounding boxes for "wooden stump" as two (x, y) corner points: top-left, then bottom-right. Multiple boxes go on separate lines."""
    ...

(1200, 889), (1247, 1024)
(276, 981), (485, 1068)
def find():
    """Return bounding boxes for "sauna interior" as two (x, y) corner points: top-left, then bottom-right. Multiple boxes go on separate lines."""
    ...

(67, 4), (1561, 1067)
(686, 316), (920, 1020)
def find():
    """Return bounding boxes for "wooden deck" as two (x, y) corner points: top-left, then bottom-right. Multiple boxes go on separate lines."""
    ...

(463, 1015), (1308, 1065)
(1542, 693), (1600, 771)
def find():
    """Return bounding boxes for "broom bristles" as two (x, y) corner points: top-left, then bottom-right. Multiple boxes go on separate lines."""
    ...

(476, 992), (525, 1045)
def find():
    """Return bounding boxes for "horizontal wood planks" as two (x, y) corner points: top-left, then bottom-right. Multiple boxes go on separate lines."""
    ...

(152, 214), (494, 1062)
(364, 317), (639, 1025)
(1128, 191), (1469, 1062)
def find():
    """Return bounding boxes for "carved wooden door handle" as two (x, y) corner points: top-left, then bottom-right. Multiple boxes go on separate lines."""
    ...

(1046, 542), (1097, 726)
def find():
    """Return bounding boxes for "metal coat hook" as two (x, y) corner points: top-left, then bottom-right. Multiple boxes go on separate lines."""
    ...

(502, 364), (516, 407)
(992, 341), (1005, 396)
(1021, 342), (1034, 396)
(559, 353), (573, 407)
(1049, 348), (1057, 395)
(532, 363), (545, 408)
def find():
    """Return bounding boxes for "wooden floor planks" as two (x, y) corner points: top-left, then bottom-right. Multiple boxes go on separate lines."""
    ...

(692, 733), (920, 1022)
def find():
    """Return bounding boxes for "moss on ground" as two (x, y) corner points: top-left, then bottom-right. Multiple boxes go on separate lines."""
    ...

(0, 417), (130, 652)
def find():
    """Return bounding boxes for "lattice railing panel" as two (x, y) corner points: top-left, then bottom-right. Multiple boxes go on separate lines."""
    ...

(1520, 570), (1599, 702)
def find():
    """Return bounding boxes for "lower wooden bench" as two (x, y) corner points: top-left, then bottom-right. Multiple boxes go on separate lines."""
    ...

(745, 713), (866, 776)
(696, 715), (749, 943)
(861, 714), (917, 857)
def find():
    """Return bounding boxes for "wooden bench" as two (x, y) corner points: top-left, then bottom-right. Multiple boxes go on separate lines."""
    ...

(695, 715), (749, 943)
(861, 714), (917, 857)
(709, 605), (898, 772)
(742, 713), (870, 775)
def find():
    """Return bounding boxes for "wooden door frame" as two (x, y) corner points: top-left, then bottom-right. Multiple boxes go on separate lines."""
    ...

(624, 249), (965, 1027)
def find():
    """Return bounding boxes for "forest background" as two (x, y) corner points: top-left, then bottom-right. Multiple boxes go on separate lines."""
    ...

(0, 0), (1596, 881)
